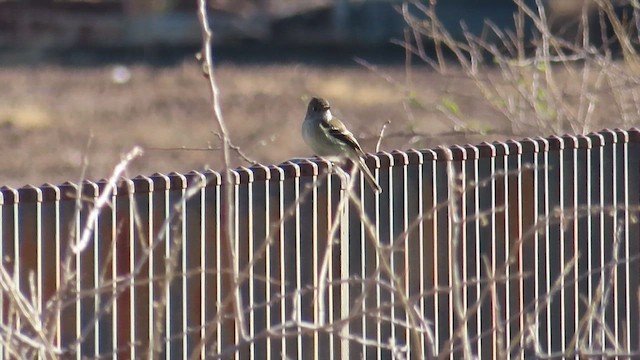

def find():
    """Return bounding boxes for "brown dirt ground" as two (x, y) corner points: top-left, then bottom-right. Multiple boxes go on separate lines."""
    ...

(0, 55), (629, 188)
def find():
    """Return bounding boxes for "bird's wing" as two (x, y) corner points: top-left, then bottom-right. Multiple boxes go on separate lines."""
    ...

(320, 117), (365, 156)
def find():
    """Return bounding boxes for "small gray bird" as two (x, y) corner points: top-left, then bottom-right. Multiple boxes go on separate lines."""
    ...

(302, 97), (382, 193)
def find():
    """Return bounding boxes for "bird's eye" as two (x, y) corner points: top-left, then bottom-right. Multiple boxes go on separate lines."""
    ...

(313, 106), (319, 112)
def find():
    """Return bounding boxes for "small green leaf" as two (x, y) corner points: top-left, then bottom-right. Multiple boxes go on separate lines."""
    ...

(408, 91), (423, 109)
(466, 120), (491, 135)
(441, 97), (461, 115)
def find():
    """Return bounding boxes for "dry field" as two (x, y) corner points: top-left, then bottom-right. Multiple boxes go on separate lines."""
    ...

(0, 50), (630, 188)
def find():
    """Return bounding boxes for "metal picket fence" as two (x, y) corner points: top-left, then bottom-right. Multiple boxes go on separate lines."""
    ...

(0, 128), (639, 359)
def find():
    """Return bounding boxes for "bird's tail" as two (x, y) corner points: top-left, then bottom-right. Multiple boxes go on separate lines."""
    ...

(356, 156), (382, 193)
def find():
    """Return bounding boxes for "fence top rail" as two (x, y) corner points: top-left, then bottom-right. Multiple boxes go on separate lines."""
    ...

(2, 127), (639, 204)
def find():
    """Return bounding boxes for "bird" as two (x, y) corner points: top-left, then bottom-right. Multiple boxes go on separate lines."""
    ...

(302, 97), (382, 193)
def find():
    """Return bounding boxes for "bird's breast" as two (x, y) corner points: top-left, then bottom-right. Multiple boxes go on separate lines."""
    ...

(302, 119), (340, 156)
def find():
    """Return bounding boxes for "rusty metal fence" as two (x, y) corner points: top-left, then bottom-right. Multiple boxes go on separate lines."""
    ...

(0, 128), (639, 359)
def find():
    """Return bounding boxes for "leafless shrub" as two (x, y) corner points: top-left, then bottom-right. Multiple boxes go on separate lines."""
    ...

(397, 0), (640, 136)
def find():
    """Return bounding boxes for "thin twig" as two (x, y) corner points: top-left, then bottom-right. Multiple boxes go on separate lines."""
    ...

(195, 0), (248, 350)
(72, 146), (143, 253)
(376, 120), (391, 153)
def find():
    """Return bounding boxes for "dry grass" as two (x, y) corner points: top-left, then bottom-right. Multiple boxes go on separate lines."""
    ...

(0, 57), (633, 188)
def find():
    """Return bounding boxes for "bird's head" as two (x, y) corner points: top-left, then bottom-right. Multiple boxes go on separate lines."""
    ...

(307, 97), (331, 117)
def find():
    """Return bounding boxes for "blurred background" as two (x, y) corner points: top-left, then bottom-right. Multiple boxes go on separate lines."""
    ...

(0, 0), (636, 187)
